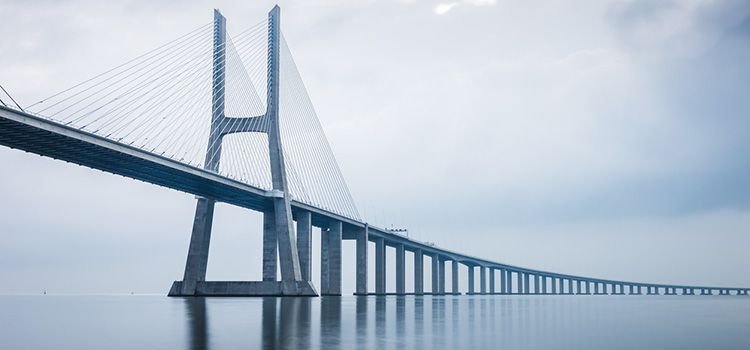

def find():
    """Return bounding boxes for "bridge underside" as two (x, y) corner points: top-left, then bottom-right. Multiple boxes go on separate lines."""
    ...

(0, 108), (271, 212)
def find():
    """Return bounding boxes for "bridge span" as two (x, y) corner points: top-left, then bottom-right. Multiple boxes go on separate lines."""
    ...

(0, 6), (746, 297)
(2, 104), (746, 297)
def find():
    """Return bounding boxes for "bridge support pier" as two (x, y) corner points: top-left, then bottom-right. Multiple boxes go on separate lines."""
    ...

(451, 260), (460, 295)
(500, 269), (507, 294)
(468, 266), (475, 294)
(356, 225), (368, 295)
(517, 272), (523, 294)
(431, 254), (440, 294)
(507, 270), (514, 294)
(523, 273), (530, 294)
(438, 257), (446, 295)
(489, 268), (495, 294)
(296, 211), (312, 282)
(321, 222), (342, 295)
(594, 282), (606, 295)
(170, 7), (316, 297)
(375, 238), (386, 295)
(396, 244), (406, 295)
(263, 211), (278, 281)
(414, 249), (424, 295)
(480, 266), (487, 294)
(178, 197), (216, 295)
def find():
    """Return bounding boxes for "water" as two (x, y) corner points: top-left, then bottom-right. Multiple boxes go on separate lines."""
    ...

(1, 295), (749, 349)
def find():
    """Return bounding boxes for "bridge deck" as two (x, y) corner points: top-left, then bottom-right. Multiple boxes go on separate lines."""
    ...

(1, 106), (746, 293)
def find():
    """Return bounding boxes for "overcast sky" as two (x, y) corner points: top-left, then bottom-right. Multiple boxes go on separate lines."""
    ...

(1, 0), (749, 294)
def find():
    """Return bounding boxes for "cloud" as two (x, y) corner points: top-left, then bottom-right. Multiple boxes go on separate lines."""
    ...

(608, 0), (750, 58)
(434, 2), (458, 15)
(464, 0), (496, 6)
(433, 0), (496, 15)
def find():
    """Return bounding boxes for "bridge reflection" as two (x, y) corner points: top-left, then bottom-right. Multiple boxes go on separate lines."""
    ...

(181, 294), (747, 349)
(181, 296), (565, 349)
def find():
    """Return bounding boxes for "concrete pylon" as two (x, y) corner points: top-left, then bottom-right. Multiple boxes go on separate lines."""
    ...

(176, 9), (227, 296)
(170, 6), (316, 296)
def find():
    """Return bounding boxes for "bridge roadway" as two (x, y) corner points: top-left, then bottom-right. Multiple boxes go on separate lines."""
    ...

(1, 105), (748, 296)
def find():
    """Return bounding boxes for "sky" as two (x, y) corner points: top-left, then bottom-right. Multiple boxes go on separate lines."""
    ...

(0, 0), (749, 294)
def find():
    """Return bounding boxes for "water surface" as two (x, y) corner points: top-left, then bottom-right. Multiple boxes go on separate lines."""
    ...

(2, 295), (749, 349)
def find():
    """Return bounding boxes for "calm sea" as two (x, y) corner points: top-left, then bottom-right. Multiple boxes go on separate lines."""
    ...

(1, 295), (749, 349)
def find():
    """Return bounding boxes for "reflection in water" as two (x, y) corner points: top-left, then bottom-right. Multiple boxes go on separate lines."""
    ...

(320, 297), (341, 350)
(355, 296), (368, 350)
(186, 298), (208, 350)
(178, 295), (750, 350)
(1, 295), (746, 349)
(396, 297), (405, 348)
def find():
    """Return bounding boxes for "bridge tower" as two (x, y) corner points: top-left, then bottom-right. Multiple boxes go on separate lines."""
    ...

(170, 6), (317, 296)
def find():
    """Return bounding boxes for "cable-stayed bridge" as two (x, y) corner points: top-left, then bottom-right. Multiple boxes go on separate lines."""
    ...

(0, 6), (747, 297)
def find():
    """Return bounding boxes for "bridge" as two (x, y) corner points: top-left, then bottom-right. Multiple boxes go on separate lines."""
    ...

(1, 6), (747, 297)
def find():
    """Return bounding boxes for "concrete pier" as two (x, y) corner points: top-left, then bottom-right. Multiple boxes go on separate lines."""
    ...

(523, 273), (530, 294)
(438, 257), (446, 294)
(296, 211), (312, 282)
(500, 269), (508, 294)
(489, 268), (495, 294)
(355, 225), (368, 295)
(327, 222), (342, 296)
(517, 272), (523, 294)
(431, 255), (440, 294)
(507, 269), (514, 294)
(375, 238), (386, 295)
(468, 266), (475, 294)
(451, 260), (459, 294)
(169, 280), (316, 296)
(262, 210), (277, 282)
(414, 249), (424, 295)
(396, 244), (406, 295)
(480, 266), (487, 294)
(180, 197), (216, 295)
(320, 228), (329, 294)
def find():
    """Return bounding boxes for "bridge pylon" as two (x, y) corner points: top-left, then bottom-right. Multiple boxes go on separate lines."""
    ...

(169, 6), (317, 297)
